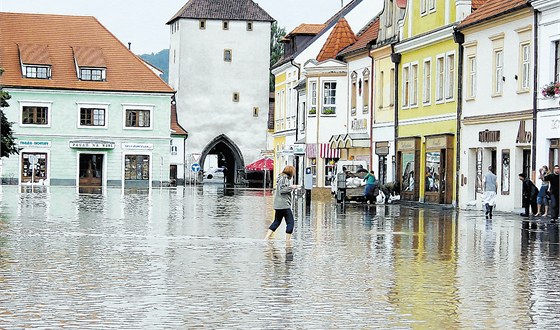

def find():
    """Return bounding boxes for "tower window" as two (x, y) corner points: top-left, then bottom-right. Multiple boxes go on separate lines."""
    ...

(247, 22), (253, 31)
(233, 92), (240, 102)
(223, 21), (229, 30)
(199, 20), (206, 30)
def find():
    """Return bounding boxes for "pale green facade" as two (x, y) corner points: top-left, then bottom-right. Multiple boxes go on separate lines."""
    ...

(1, 88), (173, 188)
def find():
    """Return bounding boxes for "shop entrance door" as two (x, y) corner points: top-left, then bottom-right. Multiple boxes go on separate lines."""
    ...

(79, 154), (103, 187)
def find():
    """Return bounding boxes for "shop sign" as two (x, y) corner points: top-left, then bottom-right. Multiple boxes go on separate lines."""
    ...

(426, 136), (449, 149)
(293, 145), (305, 154)
(70, 141), (115, 149)
(18, 141), (51, 148)
(122, 143), (153, 150)
(375, 141), (389, 156)
(516, 120), (532, 144)
(397, 139), (416, 151)
(351, 118), (367, 130)
(479, 129), (500, 143)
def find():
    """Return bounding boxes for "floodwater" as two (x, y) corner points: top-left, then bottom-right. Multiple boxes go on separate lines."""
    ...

(1, 185), (559, 329)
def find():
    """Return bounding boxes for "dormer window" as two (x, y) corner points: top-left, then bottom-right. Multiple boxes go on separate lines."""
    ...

(24, 65), (51, 79)
(80, 67), (105, 81)
(18, 44), (52, 79)
(72, 46), (107, 82)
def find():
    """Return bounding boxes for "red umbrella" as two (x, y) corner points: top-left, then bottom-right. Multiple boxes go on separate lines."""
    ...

(245, 157), (273, 171)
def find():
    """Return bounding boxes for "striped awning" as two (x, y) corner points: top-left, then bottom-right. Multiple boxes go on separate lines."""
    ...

(306, 143), (317, 158)
(319, 143), (340, 159)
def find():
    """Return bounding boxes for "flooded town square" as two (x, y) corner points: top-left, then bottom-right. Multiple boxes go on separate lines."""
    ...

(1, 185), (560, 329)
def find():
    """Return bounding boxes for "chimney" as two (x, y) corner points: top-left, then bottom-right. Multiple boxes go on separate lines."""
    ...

(128, 42), (131, 50)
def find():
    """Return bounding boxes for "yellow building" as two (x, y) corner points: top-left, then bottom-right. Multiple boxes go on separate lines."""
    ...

(393, 0), (475, 205)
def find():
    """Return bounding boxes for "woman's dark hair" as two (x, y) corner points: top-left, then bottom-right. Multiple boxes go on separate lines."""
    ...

(518, 173), (526, 179)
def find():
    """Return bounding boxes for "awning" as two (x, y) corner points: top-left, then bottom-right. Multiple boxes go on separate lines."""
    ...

(342, 133), (370, 148)
(245, 157), (273, 171)
(319, 143), (340, 159)
(329, 134), (343, 149)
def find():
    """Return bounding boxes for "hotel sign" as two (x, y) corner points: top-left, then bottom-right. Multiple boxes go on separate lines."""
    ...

(69, 141), (115, 149)
(18, 141), (51, 148)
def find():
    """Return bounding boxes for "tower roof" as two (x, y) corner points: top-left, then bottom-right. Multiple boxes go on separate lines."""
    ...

(338, 16), (380, 57)
(167, 0), (274, 24)
(316, 18), (357, 62)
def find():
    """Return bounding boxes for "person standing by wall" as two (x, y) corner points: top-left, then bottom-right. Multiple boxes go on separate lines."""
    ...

(544, 165), (560, 222)
(363, 170), (377, 204)
(265, 165), (299, 241)
(519, 172), (538, 217)
(536, 165), (551, 217)
(482, 166), (498, 219)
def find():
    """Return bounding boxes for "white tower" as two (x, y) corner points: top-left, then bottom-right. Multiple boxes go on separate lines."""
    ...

(167, 0), (274, 184)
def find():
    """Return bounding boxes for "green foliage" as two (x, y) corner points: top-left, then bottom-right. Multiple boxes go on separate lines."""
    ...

(270, 22), (286, 91)
(1, 69), (18, 158)
(139, 49), (170, 83)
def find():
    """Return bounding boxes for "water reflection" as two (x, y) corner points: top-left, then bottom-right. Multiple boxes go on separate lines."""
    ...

(0, 185), (559, 328)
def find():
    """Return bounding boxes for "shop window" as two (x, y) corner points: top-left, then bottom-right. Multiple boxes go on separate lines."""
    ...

(401, 152), (415, 192)
(324, 158), (337, 187)
(501, 149), (510, 195)
(425, 151), (441, 192)
(21, 152), (47, 183)
(124, 155), (150, 180)
(550, 139), (559, 169)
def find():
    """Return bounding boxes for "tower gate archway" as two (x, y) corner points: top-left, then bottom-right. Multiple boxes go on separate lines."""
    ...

(200, 134), (245, 185)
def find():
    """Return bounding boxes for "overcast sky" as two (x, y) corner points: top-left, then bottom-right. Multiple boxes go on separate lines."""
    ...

(0, 0), (349, 54)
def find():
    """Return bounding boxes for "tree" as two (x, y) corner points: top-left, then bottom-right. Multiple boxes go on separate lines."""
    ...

(270, 22), (286, 91)
(1, 68), (18, 158)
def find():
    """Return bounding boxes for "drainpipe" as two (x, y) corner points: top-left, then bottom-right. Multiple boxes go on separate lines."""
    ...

(453, 29), (465, 208)
(368, 44), (375, 173)
(532, 9), (539, 182)
(390, 46), (401, 184)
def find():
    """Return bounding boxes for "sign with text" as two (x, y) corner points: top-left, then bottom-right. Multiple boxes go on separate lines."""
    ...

(18, 141), (51, 148)
(69, 141), (115, 149)
(122, 143), (153, 150)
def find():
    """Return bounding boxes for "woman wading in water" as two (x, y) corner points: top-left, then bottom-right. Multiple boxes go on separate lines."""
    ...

(264, 165), (299, 241)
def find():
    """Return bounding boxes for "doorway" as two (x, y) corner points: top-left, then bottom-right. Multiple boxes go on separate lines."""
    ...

(200, 134), (244, 185)
(79, 154), (103, 187)
(522, 149), (531, 179)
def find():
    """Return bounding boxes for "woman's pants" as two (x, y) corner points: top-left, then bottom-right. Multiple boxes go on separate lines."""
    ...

(269, 208), (295, 234)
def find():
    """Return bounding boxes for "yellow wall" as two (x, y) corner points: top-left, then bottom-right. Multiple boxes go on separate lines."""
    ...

(403, 0), (457, 38)
(272, 136), (286, 177)
(372, 45), (395, 124)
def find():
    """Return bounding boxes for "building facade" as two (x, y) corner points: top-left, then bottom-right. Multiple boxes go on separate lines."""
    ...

(167, 0), (273, 184)
(0, 13), (175, 189)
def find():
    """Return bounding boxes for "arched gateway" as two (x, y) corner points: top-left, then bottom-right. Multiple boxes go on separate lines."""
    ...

(200, 135), (245, 185)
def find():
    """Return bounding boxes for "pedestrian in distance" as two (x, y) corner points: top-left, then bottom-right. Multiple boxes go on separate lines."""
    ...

(544, 165), (560, 222)
(264, 165), (299, 241)
(363, 170), (377, 204)
(519, 172), (538, 217)
(482, 166), (497, 219)
(536, 165), (551, 217)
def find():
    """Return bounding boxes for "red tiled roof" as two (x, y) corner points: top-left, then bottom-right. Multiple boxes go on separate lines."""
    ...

(338, 17), (380, 57)
(458, 0), (530, 29)
(316, 18), (357, 62)
(289, 24), (326, 36)
(396, 0), (407, 9)
(471, 0), (488, 10)
(0, 12), (173, 93)
(18, 44), (52, 65)
(171, 101), (188, 136)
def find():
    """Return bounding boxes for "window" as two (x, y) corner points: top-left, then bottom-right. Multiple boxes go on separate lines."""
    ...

(520, 43), (531, 91)
(223, 21), (229, 30)
(378, 71), (384, 109)
(21, 152), (48, 183)
(80, 68), (105, 81)
(124, 155), (150, 180)
(411, 63), (418, 106)
(80, 108), (105, 127)
(428, 0), (436, 11)
(436, 56), (444, 101)
(445, 53), (455, 100)
(247, 22), (253, 31)
(555, 41), (560, 83)
(325, 158), (337, 187)
(402, 65), (410, 107)
(199, 20), (206, 29)
(363, 73), (369, 113)
(322, 81), (337, 115)
(493, 50), (504, 95)
(224, 49), (232, 62)
(467, 56), (476, 99)
(420, 0), (427, 14)
(125, 109), (150, 128)
(253, 107), (259, 117)
(233, 92), (239, 102)
(310, 81), (317, 114)
(24, 65), (50, 79)
(351, 78), (357, 115)
(171, 145), (178, 156)
(22, 106), (48, 125)
(423, 59), (431, 104)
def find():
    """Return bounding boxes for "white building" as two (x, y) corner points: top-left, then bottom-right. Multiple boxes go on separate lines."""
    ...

(167, 0), (274, 184)
(533, 0), (560, 176)
(457, 1), (534, 212)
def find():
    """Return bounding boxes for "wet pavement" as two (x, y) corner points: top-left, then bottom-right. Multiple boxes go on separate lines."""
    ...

(1, 185), (559, 329)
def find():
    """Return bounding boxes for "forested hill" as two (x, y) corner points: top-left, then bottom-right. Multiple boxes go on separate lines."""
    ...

(139, 49), (169, 83)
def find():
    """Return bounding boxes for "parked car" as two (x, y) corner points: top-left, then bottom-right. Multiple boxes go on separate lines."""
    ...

(204, 167), (224, 183)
